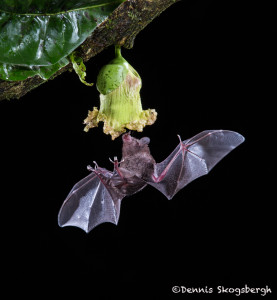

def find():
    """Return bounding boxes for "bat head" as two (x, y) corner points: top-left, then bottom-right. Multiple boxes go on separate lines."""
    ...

(122, 132), (151, 158)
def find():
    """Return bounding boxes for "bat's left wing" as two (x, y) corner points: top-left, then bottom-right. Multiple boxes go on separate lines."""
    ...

(58, 168), (124, 233)
(147, 130), (245, 199)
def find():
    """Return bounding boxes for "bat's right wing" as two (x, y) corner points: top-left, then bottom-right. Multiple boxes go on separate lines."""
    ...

(58, 168), (124, 233)
(147, 130), (245, 199)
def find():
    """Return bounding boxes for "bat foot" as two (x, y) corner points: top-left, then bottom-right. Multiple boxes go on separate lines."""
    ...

(109, 156), (117, 164)
(109, 156), (125, 179)
(109, 156), (124, 166)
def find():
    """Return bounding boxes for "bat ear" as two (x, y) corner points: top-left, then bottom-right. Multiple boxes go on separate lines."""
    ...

(139, 137), (150, 145)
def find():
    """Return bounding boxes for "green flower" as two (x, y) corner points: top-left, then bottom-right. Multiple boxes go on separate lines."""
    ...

(84, 46), (157, 140)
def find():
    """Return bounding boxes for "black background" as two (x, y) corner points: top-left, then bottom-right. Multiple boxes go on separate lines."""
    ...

(0, 0), (275, 298)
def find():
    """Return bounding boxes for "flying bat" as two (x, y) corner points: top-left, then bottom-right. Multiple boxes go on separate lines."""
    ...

(58, 130), (244, 233)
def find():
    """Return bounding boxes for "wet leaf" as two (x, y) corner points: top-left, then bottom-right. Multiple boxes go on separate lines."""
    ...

(0, 57), (69, 81)
(0, 0), (124, 81)
(70, 52), (93, 86)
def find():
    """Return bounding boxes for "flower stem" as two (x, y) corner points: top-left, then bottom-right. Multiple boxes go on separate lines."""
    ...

(115, 45), (122, 58)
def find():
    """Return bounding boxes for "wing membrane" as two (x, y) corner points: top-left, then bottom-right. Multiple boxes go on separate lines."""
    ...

(58, 169), (123, 233)
(148, 130), (245, 199)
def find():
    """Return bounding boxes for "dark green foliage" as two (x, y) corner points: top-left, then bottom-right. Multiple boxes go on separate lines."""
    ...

(0, 0), (124, 80)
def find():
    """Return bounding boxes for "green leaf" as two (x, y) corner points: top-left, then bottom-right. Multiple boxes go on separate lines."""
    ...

(0, 0), (124, 81)
(70, 52), (93, 86)
(0, 57), (69, 81)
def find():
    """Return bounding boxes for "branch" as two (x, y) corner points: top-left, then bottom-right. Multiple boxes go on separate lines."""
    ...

(0, 0), (179, 101)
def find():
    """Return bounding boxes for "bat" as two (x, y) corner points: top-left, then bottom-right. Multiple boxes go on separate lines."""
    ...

(58, 130), (244, 233)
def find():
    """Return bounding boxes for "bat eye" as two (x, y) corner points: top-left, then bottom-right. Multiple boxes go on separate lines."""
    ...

(140, 137), (150, 145)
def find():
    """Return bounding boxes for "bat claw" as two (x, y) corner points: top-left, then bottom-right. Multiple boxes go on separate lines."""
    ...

(109, 157), (124, 165)
(109, 156), (118, 165)
(93, 161), (99, 169)
(87, 162), (98, 171)
(177, 134), (183, 144)
(87, 165), (93, 171)
(109, 156), (125, 178)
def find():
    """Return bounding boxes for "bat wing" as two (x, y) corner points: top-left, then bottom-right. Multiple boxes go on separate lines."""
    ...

(58, 168), (124, 233)
(147, 130), (245, 199)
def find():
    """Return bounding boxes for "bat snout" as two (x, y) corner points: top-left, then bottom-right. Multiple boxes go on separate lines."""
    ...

(122, 132), (132, 142)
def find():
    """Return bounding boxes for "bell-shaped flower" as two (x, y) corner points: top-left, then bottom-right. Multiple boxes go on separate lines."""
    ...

(84, 46), (157, 140)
